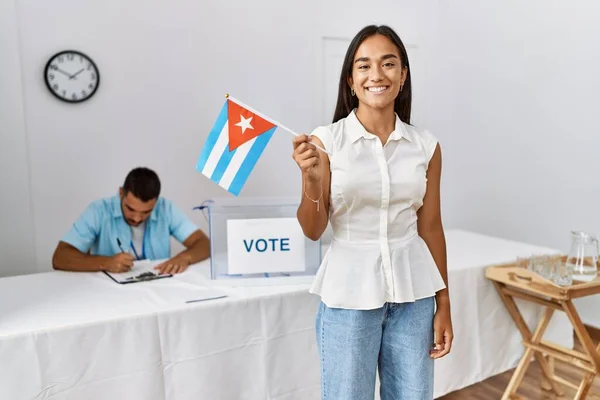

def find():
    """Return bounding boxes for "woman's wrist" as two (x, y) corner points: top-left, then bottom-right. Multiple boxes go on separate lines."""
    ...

(435, 289), (450, 307)
(303, 179), (323, 211)
(303, 172), (321, 184)
(303, 177), (322, 194)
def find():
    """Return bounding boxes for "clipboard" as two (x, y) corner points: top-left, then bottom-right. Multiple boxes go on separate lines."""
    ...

(103, 260), (173, 284)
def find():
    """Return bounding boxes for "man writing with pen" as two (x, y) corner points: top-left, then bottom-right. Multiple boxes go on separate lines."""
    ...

(52, 167), (210, 274)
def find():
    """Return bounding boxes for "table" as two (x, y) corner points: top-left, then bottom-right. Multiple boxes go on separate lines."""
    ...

(432, 230), (573, 398)
(486, 259), (600, 399)
(0, 268), (321, 400)
(0, 230), (574, 399)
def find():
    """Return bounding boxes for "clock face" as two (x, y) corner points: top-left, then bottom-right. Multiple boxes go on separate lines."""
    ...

(44, 50), (100, 103)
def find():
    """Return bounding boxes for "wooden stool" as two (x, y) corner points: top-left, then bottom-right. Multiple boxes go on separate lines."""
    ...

(486, 261), (600, 399)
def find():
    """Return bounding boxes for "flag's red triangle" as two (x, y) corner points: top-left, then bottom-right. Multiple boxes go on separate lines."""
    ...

(227, 99), (276, 151)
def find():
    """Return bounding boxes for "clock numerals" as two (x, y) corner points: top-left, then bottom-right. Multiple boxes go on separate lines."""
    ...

(46, 51), (99, 102)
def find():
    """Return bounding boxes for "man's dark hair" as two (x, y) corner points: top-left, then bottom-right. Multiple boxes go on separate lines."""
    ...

(122, 167), (161, 202)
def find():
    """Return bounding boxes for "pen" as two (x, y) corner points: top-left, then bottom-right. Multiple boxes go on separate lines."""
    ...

(185, 295), (227, 304)
(117, 238), (125, 253)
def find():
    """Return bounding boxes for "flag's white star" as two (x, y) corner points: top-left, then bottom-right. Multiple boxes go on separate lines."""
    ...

(235, 115), (254, 134)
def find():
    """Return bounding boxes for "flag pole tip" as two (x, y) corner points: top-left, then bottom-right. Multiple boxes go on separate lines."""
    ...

(225, 93), (229, 98)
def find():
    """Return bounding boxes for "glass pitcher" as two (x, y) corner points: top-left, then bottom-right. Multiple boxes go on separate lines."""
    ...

(566, 231), (599, 282)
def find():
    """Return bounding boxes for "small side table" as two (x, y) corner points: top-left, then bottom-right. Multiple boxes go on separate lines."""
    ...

(485, 260), (600, 399)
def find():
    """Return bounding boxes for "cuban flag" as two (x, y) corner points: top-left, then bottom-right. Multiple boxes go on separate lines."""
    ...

(196, 98), (277, 196)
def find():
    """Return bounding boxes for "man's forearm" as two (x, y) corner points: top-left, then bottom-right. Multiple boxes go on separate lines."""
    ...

(52, 243), (109, 272)
(177, 238), (210, 264)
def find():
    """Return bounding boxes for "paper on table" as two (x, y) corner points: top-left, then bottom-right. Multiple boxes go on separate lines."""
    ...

(104, 259), (171, 284)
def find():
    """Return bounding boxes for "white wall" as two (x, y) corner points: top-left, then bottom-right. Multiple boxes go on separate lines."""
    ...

(3, 0), (600, 326)
(0, 0), (37, 277)
(315, 0), (433, 126)
(425, 0), (600, 326)
(15, 0), (317, 270)
(3, 0), (430, 275)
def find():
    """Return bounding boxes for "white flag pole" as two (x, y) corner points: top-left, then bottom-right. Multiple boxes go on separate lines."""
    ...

(225, 94), (331, 156)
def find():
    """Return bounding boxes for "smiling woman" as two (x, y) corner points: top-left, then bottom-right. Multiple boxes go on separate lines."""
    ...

(333, 25), (412, 128)
(292, 25), (453, 400)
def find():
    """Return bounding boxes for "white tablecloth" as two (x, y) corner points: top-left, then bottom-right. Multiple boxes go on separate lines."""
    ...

(0, 230), (573, 399)
(432, 230), (572, 398)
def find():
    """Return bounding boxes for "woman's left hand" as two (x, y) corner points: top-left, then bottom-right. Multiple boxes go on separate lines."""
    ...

(430, 301), (453, 359)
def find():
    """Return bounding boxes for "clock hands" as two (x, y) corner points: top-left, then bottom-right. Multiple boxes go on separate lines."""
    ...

(50, 66), (85, 80)
(52, 67), (73, 78)
(69, 69), (85, 80)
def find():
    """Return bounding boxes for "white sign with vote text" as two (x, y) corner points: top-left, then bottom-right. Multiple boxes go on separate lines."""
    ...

(226, 218), (306, 275)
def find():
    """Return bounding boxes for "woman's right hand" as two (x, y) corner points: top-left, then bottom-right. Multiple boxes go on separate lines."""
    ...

(292, 134), (322, 182)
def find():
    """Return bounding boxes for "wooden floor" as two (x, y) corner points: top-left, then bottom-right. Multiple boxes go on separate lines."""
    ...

(439, 335), (600, 399)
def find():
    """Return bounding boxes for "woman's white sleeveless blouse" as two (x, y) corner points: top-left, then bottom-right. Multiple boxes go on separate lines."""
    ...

(309, 110), (446, 310)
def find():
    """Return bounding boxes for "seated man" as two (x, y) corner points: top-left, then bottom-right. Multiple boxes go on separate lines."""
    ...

(52, 167), (210, 275)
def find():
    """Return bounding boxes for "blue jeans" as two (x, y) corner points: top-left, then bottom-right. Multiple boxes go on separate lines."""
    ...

(316, 297), (435, 400)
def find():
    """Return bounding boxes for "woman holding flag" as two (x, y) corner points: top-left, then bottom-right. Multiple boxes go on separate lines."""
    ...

(292, 25), (453, 400)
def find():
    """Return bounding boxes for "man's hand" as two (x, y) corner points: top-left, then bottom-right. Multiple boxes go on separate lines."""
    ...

(153, 254), (191, 275)
(104, 253), (134, 273)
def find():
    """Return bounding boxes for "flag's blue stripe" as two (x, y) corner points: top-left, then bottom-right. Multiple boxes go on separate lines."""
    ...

(196, 100), (228, 172)
(210, 144), (236, 183)
(227, 126), (277, 196)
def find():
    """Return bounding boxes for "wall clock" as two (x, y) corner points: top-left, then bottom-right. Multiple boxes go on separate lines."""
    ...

(44, 50), (100, 103)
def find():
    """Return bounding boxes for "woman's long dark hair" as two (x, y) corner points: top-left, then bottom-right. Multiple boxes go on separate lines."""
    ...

(332, 25), (412, 125)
